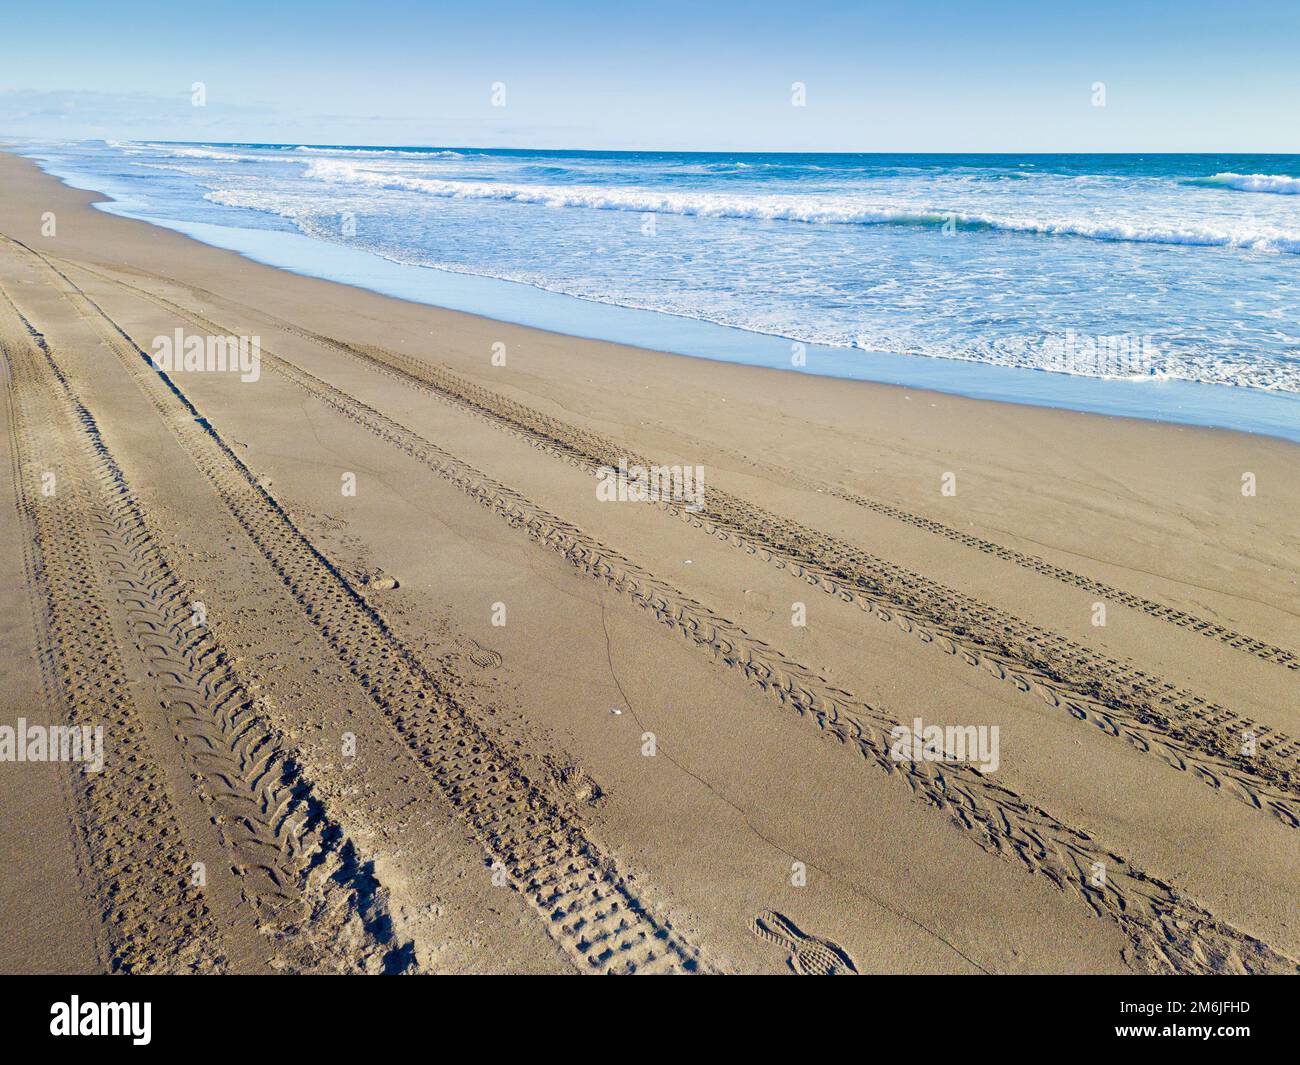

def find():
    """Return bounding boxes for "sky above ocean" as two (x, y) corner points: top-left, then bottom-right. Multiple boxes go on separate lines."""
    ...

(2, 1), (1298, 151)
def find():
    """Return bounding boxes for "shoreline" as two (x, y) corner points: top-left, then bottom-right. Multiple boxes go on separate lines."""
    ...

(1, 145), (1297, 974)
(16, 143), (1300, 445)
(3, 146), (1296, 629)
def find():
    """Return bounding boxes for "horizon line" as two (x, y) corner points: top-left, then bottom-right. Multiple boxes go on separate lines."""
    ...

(10, 138), (1300, 157)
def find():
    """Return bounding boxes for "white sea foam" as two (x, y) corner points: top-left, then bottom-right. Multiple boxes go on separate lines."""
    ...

(294, 145), (465, 158)
(1188, 172), (1300, 195)
(199, 185), (1300, 395)
(135, 143), (269, 163)
(298, 159), (1300, 253)
(87, 142), (1289, 402)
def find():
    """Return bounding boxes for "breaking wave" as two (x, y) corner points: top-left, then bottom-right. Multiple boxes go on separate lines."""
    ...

(297, 159), (1300, 253)
(1186, 172), (1300, 195)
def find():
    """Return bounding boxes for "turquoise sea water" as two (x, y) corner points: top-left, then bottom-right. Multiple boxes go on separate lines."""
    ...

(13, 141), (1300, 441)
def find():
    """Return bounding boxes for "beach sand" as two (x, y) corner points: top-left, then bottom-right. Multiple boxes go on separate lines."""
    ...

(0, 148), (1296, 974)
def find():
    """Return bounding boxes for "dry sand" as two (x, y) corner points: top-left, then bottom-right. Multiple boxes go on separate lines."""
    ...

(0, 149), (1296, 974)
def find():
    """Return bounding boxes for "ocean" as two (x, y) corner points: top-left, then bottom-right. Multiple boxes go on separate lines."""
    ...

(15, 140), (1300, 439)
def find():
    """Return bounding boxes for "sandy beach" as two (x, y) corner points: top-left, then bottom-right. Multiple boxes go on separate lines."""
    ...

(0, 148), (1296, 975)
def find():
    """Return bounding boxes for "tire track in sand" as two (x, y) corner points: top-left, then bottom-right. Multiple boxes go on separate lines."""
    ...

(14, 245), (704, 976)
(659, 429), (1299, 668)
(301, 333), (1300, 824)
(62, 266), (1300, 667)
(1, 284), (414, 973)
(3, 308), (224, 973)
(33, 256), (1296, 975)
(61, 263), (1298, 831)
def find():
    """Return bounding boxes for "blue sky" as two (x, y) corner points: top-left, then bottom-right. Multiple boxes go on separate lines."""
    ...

(2, 0), (1297, 151)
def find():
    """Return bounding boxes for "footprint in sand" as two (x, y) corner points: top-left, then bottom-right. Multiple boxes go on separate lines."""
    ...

(749, 910), (858, 975)
(458, 637), (503, 670)
(742, 587), (775, 619)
